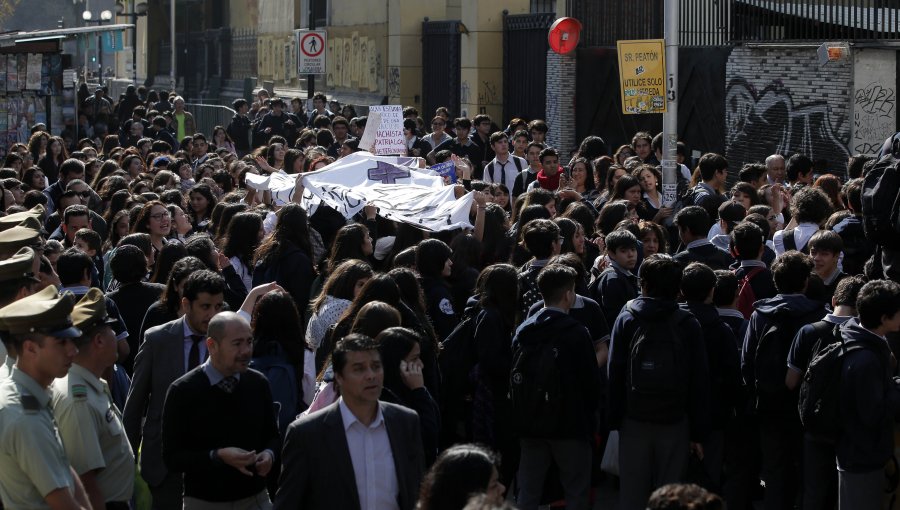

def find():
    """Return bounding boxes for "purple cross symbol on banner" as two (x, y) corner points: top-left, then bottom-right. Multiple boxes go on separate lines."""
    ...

(367, 161), (411, 184)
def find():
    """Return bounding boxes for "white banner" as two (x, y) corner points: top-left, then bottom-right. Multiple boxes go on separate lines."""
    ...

(248, 153), (473, 231)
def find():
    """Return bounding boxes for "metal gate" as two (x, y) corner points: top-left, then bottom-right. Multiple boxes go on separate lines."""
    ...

(574, 47), (730, 159)
(422, 20), (461, 119)
(503, 12), (554, 123)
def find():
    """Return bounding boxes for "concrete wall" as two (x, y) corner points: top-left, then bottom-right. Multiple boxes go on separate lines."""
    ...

(851, 48), (897, 155)
(724, 45), (852, 174)
(459, 0), (528, 120)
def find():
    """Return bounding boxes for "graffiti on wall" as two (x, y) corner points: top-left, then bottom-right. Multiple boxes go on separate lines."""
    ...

(852, 82), (896, 154)
(725, 78), (850, 171)
(388, 66), (400, 98)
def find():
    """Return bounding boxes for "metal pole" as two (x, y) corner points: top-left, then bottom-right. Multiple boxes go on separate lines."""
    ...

(307, 0), (315, 101)
(132, 1), (138, 83)
(170, 0), (176, 91)
(661, 0), (679, 209)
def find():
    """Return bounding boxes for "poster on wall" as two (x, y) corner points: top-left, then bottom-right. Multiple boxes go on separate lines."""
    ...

(7, 56), (18, 92)
(0, 55), (6, 91)
(368, 42), (378, 92)
(26, 53), (42, 90)
(341, 38), (351, 87)
(326, 39), (335, 86)
(351, 32), (360, 86)
(333, 37), (343, 88)
(17, 55), (26, 91)
(359, 37), (369, 90)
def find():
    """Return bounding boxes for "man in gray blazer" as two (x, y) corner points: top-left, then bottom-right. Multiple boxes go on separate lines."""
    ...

(123, 271), (225, 510)
(275, 334), (425, 510)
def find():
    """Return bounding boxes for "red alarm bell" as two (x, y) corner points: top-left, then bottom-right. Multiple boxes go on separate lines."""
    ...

(548, 17), (582, 55)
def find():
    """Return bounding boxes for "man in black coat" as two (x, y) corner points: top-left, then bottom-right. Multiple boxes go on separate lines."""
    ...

(275, 334), (425, 510)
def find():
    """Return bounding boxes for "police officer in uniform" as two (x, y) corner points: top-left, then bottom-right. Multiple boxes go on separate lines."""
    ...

(0, 247), (41, 379)
(0, 285), (91, 510)
(52, 288), (135, 510)
(0, 216), (44, 259)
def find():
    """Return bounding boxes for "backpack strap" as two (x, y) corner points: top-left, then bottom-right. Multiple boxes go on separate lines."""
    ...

(783, 229), (797, 252)
(513, 157), (524, 171)
(740, 266), (764, 282)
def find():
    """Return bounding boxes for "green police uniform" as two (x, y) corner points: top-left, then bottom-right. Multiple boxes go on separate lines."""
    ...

(0, 285), (82, 509)
(0, 205), (46, 232)
(51, 288), (134, 503)
(0, 367), (75, 509)
(0, 247), (41, 380)
(0, 217), (42, 258)
(51, 364), (134, 503)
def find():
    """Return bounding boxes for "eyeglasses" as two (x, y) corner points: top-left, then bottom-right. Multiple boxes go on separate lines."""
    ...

(150, 212), (171, 221)
(74, 191), (91, 198)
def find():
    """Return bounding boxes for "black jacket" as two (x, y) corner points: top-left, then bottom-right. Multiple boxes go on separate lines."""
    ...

(674, 242), (734, 271)
(226, 114), (252, 152)
(512, 307), (600, 439)
(741, 293), (825, 415)
(837, 318), (900, 472)
(252, 241), (314, 313)
(421, 276), (459, 342)
(274, 401), (424, 510)
(608, 297), (711, 441)
(682, 301), (741, 429)
(589, 263), (638, 325)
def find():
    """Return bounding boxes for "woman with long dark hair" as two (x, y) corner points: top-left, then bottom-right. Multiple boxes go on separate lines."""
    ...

(222, 212), (264, 292)
(468, 264), (518, 483)
(376, 327), (442, 466)
(306, 259), (374, 353)
(251, 289), (307, 429)
(37, 136), (67, 184)
(415, 239), (459, 341)
(139, 256), (207, 341)
(252, 203), (315, 312)
(187, 183), (217, 232)
(417, 444), (505, 510)
(308, 222), (374, 310)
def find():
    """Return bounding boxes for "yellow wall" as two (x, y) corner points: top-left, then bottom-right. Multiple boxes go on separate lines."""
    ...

(229, 0), (258, 30)
(459, 0), (528, 120)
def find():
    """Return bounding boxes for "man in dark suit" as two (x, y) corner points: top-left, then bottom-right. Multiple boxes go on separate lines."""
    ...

(275, 334), (425, 510)
(123, 270), (226, 510)
(162, 312), (279, 509)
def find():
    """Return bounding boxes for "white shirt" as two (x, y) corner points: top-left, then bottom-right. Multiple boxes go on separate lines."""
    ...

(339, 398), (399, 510)
(483, 154), (528, 192)
(772, 221), (820, 255)
(182, 320), (208, 373)
(229, 256), (252, 292)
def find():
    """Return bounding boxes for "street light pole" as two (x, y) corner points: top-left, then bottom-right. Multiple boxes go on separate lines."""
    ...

(82, 9), (113, 83)
(115, 1), (148, 85)
(661, 0), (679, 209)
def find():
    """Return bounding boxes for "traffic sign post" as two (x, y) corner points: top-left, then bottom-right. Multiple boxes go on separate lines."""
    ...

(296, 30), (326, 75)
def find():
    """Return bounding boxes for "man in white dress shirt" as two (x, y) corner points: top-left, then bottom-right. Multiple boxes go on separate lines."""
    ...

(275, 334), (425, 510)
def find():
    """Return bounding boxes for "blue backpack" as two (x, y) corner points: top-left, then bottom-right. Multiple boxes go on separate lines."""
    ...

(251, 342), (301, 436)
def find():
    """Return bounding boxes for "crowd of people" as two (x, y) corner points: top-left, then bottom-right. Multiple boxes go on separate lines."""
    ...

(0, 82), (898, 510)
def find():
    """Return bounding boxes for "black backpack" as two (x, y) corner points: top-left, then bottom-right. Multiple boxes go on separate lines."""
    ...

(861, 148), (900, 250)
(509, 327), (564, 436)
(625, 304), (692, 423)
(250, 342), (301, 437)
(754, 309), (801, 394)
(798, 333), (867, 443)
